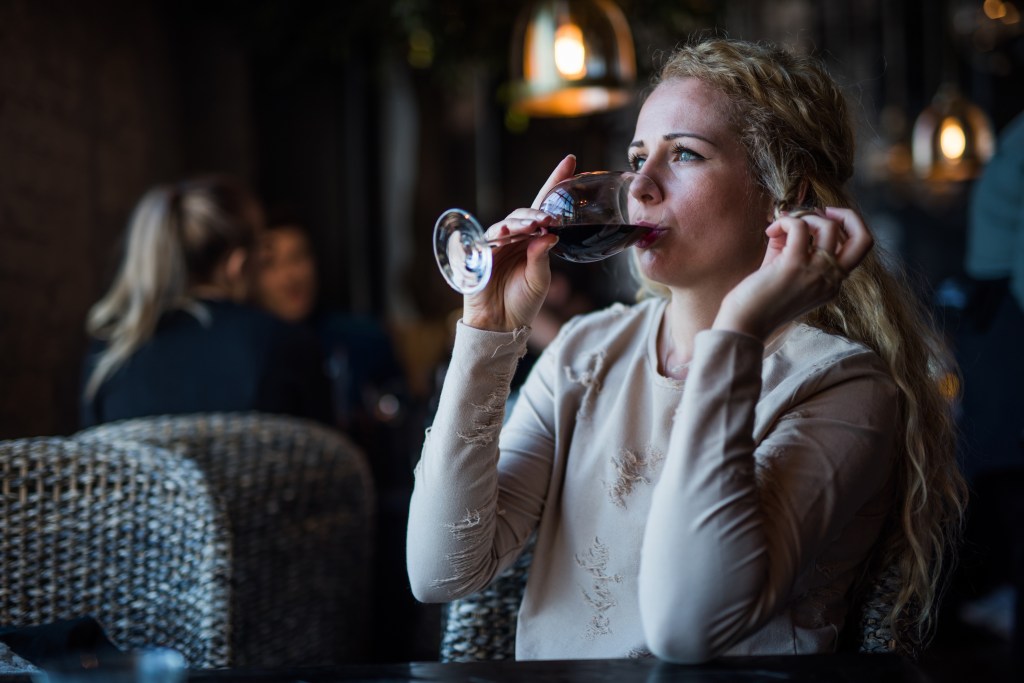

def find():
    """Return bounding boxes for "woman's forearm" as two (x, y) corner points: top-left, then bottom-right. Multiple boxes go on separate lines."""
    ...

(406, 323), (530, 602)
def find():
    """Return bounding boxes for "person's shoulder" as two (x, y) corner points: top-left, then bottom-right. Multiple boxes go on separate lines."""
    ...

(204, 299), (280, 328)
(773, 323), (891, 383)
(206, 300), (321, 349)
(315, 311), (395, 349)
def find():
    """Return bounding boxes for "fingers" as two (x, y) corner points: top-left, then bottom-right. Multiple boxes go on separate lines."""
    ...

(485, 209), (556, 244)
(823, 207), (874, 271)
(531, 154), (577, 209)
(765, 207), (876, 301)
(771, 208), (873, 270)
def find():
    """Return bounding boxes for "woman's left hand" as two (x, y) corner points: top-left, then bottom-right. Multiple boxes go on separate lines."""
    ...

(713, 207), (874, 341)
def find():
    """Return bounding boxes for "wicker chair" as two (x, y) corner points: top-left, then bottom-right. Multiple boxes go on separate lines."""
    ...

(0, 437), (230, 667)
(439, 536), (905, 662)
(77, 413), (375, 667)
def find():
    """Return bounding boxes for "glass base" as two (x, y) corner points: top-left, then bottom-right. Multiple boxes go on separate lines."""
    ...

(434, 209), (492, 295)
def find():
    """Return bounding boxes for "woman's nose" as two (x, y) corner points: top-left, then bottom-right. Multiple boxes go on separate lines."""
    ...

(627, 172), (661, 204)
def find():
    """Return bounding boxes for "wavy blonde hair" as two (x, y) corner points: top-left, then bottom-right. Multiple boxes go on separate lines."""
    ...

(85, 176), (261, 399)
(634, 37), (967, 653)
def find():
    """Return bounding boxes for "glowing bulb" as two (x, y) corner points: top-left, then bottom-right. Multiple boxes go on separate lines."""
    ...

(939, 117), (967, 160)
(554, 23), (586, 80)
(984, 0), (1007, 20)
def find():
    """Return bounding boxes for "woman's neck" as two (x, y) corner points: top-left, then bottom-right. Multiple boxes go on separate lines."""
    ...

(659, 289), (722, 377)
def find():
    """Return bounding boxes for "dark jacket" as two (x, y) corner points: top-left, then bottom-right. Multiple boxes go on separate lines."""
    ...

(80, 299), (333, 427)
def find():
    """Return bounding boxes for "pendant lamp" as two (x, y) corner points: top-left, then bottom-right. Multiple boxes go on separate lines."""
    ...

(509, 0), (636, 118)
(911, 83), (995, 182)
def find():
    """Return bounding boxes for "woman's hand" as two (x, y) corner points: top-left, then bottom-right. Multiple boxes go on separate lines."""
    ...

(713, 207), (874, 341)
(462, 155), (577, 332)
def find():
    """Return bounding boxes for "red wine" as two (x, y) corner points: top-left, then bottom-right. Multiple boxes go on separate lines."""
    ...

(549, 223), (652, 263)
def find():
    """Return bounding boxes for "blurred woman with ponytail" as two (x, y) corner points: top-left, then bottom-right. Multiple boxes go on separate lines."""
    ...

(81, 175), (332, 427)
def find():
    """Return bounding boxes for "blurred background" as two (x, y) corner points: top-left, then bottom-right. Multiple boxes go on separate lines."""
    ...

(1, 0), (1021, 440)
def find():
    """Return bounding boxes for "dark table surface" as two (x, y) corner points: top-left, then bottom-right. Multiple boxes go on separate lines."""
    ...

(189, 654), (933, 683)
(0, 653), (912, 683)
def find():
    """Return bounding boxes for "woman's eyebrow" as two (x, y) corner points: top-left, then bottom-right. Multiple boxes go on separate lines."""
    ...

(629, 132), (719, 149)
(664, 132), (719, 147)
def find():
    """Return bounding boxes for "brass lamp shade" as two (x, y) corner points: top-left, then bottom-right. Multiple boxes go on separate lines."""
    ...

(912, 83), (995, 182)
(509, 0), (636, 117)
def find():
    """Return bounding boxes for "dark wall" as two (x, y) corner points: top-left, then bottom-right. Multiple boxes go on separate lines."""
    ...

(0, 0), (178, 438)
(0, 0), (254, 438)
(2, 0), (1021, 439)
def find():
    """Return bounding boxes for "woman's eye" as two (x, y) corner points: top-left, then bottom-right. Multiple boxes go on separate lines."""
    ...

(627, 153), (645, 171)
(672, 145), (704, 162)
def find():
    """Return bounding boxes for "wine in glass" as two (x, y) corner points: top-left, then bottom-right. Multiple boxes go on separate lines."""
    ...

(433, 171), (652, 295)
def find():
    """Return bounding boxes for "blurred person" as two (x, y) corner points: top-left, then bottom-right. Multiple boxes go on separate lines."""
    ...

(81, 176), (332, 427)
(951, 111), (1024, 655)
(254, 217), (318, 324)
(408, 37), (967, 662)
(254, 215), (420, 660)
(254, 217), (409, 437)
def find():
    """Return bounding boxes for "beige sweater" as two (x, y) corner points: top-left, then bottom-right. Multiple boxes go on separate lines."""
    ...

(407, 297), (898, 662)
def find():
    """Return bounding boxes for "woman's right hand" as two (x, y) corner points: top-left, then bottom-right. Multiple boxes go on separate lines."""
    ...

(462, 155), (576, 332)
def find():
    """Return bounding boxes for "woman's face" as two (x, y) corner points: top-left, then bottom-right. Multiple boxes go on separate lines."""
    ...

(256, 226), (317, 322)
(627, 77), (771, 294)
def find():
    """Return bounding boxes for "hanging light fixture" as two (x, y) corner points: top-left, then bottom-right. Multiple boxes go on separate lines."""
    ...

(909, 0), (996, 183)
(509, 0), (636, 118)
(911, 82), (995, 182)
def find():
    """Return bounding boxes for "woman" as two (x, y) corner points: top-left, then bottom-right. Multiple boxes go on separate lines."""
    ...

(81, 176), (332, 427)
(406, 38), (967, 663)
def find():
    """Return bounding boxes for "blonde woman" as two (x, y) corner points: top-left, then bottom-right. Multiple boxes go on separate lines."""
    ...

(407, 38), (966, 662)
(81, 176), (331, 427)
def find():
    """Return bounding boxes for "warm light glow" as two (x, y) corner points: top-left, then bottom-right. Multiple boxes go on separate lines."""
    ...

(554, 23), (587, 80)
(1003, 1), (1020, 24)
(912, 83), (994, 182)
(939, 117), (967, 160)
(939, 372), (960, 402)
(984, 0), (1007, 19)
(511, 0), (636, 118)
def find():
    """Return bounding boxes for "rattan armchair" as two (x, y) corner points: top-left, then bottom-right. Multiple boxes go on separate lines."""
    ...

(0, 437), (230, 667)
(77, 413), (375, 666)
(439, 536), (906, 662)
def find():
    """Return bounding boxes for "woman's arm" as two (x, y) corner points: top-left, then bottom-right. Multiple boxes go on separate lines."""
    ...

(406, 316), (566, 602)
(638, 329), (898, 662)
(408, 157), (576, 601)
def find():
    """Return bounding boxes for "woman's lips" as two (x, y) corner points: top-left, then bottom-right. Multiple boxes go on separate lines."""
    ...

(634, 224), (666, 249)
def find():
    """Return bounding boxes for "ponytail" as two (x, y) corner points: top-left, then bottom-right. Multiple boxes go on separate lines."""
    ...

(85, 176), (259, 398)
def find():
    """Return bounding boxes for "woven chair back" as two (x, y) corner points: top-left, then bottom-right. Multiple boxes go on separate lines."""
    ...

(78, 413), (374, 666)
(439, 536), (906, 661)
(0, 437), (230, 667)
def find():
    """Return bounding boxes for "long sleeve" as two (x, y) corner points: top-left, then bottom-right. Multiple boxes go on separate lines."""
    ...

(407, 321), (556, 602)
(638, 329), (898, 663)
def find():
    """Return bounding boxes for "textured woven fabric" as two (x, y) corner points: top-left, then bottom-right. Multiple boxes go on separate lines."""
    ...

(440, 539), (535, 662)
(439, 538), (907, 661)
(78, 412), (375, 666)
(0, 437), (230, 667)
(851, 561), (905, 654)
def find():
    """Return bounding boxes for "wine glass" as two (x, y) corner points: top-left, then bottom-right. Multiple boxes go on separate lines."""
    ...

(433, 171), (652, 295)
